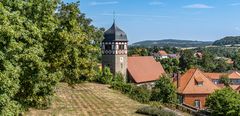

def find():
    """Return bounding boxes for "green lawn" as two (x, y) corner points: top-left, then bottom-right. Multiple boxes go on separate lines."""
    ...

(24, 83), (146, 116)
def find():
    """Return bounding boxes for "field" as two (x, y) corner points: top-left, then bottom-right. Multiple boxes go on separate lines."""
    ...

(24, 82), (146, 116)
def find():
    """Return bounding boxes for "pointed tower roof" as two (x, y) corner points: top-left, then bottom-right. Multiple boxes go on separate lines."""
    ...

(103, 22), (128, 42)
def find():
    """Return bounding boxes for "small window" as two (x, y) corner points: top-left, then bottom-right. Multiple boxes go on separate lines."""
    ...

(121, 63), (123, 69)
(194, 100), (201, 108)
(105, 45), (112, 50)
(119, 45), (124, 50)
(197, 82), (203, 86)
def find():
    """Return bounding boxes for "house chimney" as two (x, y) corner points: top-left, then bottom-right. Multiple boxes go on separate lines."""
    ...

(177, 72), (181, 88)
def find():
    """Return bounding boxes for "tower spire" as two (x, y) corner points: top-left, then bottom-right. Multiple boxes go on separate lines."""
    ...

(113, 11), (116, 24)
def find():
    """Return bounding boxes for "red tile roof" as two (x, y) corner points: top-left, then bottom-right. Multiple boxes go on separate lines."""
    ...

(228, 71), (240, 79)
(128, 56), (165, 83)
(204, 73), (225, 79)
(158, 50), (168, 56)
(178, 68), (219, 94)
(204, 71), (240, 79)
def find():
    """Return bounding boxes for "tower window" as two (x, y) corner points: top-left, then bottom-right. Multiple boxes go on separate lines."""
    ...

(121, 63), (123, 69)
(105, 45), (112, 50)
(119, 45), (124, 50)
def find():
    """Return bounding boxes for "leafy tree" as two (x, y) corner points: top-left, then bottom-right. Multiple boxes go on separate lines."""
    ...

(200, 51), (216, 72)
(206, 88), (240, 116)
(233, 50), (240, 70)
(46, 2), (103, 85)
(1, 0), (62, 113)
(98, 67), (113, 84)
(219, 75), (230, 87)
(159, 58), (179, 74)
(151, 75), (177, 103)
(179, 50), (197, 71)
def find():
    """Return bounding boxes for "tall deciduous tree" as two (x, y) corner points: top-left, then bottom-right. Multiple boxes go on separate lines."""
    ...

(46, 2), (103, 84)
(179, 50), (197, 71)
(151, 75), (177, 103)
(206, 88), (240, 116)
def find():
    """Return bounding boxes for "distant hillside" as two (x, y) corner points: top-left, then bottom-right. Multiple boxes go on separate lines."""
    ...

(213, 36), (240, 46)
(131, 39), (213, 48)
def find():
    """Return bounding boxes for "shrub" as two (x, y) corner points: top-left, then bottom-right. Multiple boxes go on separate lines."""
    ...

(129, 86), (151, 103)
(97, 67), (113, 84)
(206, 87), (240, 115)
(110, 82), (151, 103)
(136, 106), (177, 116)
(151, 75), (177, 104)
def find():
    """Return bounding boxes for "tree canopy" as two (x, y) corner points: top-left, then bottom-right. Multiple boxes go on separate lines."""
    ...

(0, 0), (103, 115)
(206, 88), (240, 116)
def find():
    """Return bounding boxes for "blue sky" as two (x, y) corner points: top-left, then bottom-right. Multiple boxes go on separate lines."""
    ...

(63, 0), (240, 44)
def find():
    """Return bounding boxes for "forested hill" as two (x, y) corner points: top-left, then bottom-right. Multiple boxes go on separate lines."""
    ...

(213, 36), (240, 46)
(131, 39), (213, 48)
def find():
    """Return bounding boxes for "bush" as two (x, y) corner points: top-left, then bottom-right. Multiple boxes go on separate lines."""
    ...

(110, 82), (151, 103)
(151, 75), (177, 104)
(129, 86), (151, 103)
(97, 67), (113, 84)
(136, 106), (177, 116)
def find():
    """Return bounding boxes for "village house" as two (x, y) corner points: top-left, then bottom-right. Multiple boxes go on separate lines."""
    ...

(101, 22), (165, 87)
(127, 56), (165, 88)
(175, 68), (240, 110)
(175, 68), (219, 109)
(153, 50), (169, 59)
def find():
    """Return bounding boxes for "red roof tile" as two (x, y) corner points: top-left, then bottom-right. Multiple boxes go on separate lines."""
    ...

(204, 73), (225, 79)
(204, 71), (240, 79)
(228, 71), (240, 79)
(128, 56), (165, 83)
(158, 50), (168, 56)
(178, 69), (219, 94)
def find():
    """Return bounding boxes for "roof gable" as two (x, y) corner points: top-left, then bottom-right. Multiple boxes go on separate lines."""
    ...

(228, 71), (240, 79)
(178, 69), (219, 94)
(127, 56), (165, 83)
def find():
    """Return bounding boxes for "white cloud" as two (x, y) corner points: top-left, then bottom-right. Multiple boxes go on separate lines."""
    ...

(230, 3), (240, 6)
(101, 13), (170, 18)
(183, 4), (214, 9)
(90, 1), (119, 6)
(149, 1), (163, 5)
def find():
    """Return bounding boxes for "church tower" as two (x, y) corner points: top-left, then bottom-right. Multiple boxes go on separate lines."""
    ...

(102, 22), (128, 81)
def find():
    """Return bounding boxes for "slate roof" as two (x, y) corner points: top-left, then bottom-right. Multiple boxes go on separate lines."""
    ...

(103, 22), (128, 42)
(127, 56), (165, 83)
(177, 68), (219, 94)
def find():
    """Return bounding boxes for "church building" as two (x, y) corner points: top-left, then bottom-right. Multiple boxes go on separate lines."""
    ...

(101, 22), (165, 86)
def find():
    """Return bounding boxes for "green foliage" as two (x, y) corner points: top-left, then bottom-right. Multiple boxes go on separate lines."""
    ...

(131, 39), (212, 48)
(110, 82), (151, 103)
(130, 86), (151, 103)
(213, 36), (240, 46)
(158, 58), (179, 74)
(179, 50), (197, 71)
(136, 106), (176, 116)
(219, 75), (230, 87)
(0, 0), (103, 115)
(151, 75), (177, 104)
(128, 47), (149, 56)
(97, 67), (113, 84)
(46, 2), (103, 85)
(233, 51), (240, 70)
(206, 88), (240, 116)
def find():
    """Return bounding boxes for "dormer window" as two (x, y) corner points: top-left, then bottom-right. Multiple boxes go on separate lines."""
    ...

(194, 76), (204, 86)
(197, 82), (203, 86)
